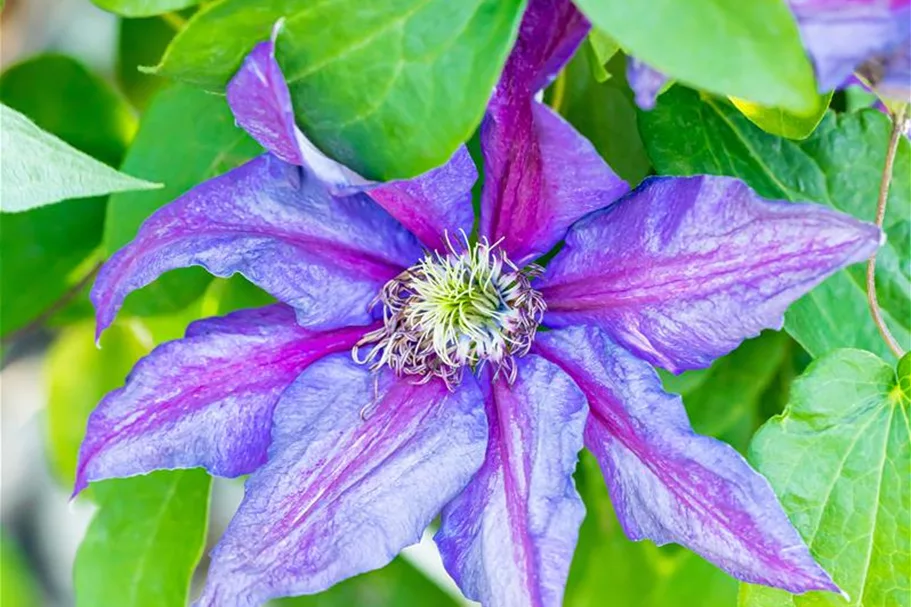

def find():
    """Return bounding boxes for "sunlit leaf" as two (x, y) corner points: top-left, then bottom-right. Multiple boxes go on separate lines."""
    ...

(0, 104), (158, 213)
(573, 0), (818, 112)
(93, 0), (199, 17)
(75, 470), (211, 607)
(731, 91), (833, 140)
(741, 349), (910, 607)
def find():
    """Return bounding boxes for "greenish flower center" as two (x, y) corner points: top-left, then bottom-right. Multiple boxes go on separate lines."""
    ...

(354, 235), (545, 389)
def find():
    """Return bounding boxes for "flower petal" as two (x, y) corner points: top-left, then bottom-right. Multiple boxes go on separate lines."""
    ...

(367, 146), (477, 252)
(792, 0), (910, 97)
(436, 357), (586, 607)
(479, 0), (628, 265)
(534, 325), (839, 594)
(226, 22), (371, 192)
(74, 305), (370, 494)
(627, 58), (670, 110)
(92, 154), (422, 336)
(227, 24), (477, 249)
(197, 355), (487, 606)
(538, 175), (881, 372)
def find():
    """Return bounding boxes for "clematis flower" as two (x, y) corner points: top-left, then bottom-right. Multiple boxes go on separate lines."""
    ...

(75, 1), (880, 606)
(627, 0), (911, 109)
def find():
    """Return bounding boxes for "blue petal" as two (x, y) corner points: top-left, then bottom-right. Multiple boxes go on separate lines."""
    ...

(197, 355), (487, 606)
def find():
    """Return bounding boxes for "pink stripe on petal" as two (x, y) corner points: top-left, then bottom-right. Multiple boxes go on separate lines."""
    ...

(197, 355), (487, 606)
(535, 326), (840, 595)
(75, 305), (372, 494)
(436, 358), (586, 607)
(539, 175), (881, 372)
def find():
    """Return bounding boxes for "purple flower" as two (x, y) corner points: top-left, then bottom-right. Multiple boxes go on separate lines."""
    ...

(76, 2), (880, 606)
(629, 0), (911, 109)
(793, 0), (910, 99)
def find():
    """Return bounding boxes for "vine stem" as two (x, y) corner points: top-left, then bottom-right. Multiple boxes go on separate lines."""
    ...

(1, 262), (102, 348)
(866, 103), (908, 359)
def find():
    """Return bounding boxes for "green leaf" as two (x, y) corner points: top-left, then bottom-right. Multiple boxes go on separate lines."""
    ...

(566, 452), (738, 607)
(105, 84), (261, 316)
(118, 17), (178, 109)
(1, 532), (41, 607)
(639, 87), (910, 360)
(740, 349), (910, 607)
(0, 56), (133, 337)
(678, 331), (792, 453)
(0, 54), (136, 166)
(560, 51), (651, 185)
(93, 0), (198, 17)
(45, 321), (150, 486)
(201, 275), (276, 318)
(75, 470), (211, 607)
(153, 0), (527, 180)
(0, 104), (158, 212)
(274, 557), (459, 606)
(731, 91), (834, 140)
(573, 0), (818, 113)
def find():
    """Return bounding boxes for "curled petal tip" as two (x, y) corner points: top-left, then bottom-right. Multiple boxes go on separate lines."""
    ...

(271, 17), (286, 41)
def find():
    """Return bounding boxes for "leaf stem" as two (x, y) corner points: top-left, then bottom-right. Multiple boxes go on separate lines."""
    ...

(549, 70), (567, 114)
(1, 262), (102, 348)
(866, 103), (908, 359)
(160, 12), (186, 31)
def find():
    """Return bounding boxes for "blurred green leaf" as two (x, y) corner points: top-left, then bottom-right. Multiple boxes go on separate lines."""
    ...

(741, 349), (910, 607)
(561, 51), (651, 185)
(45, 321), (150, 486)
(0, 54), (135, 166)
(0, 104), (158, 212)
(0, 56), (134, 337)
(93, 0), (198, 17)
(153, 0), (527, 180)
(731, 91), (833, 140)
(75, 470), (211, 607)
(202, 275), (276, 318)
(639, 87), (910, 360)
(678, 331), (791, 452)
(566, 452), (737, 607)
(118, 17), (178, 109)
(105, 84), (261, 316)
(573, 0), (818, 113)
(1, 532), (41, 607)
(274, 558), (459, 606)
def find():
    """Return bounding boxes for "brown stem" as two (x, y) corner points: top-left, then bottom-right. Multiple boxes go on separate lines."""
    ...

(160, 12), (186, 31)
(1, 262), (102, 347)
(866, 103), (908, 359)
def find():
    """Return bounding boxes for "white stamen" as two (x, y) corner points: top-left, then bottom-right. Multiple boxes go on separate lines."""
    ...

(352, 231), (545, 390)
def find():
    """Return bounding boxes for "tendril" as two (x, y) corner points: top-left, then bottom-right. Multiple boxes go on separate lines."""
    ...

(867, 102), (908, 359)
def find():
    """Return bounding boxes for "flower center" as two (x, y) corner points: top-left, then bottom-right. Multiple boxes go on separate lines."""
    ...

(354, 234), (545, 389)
